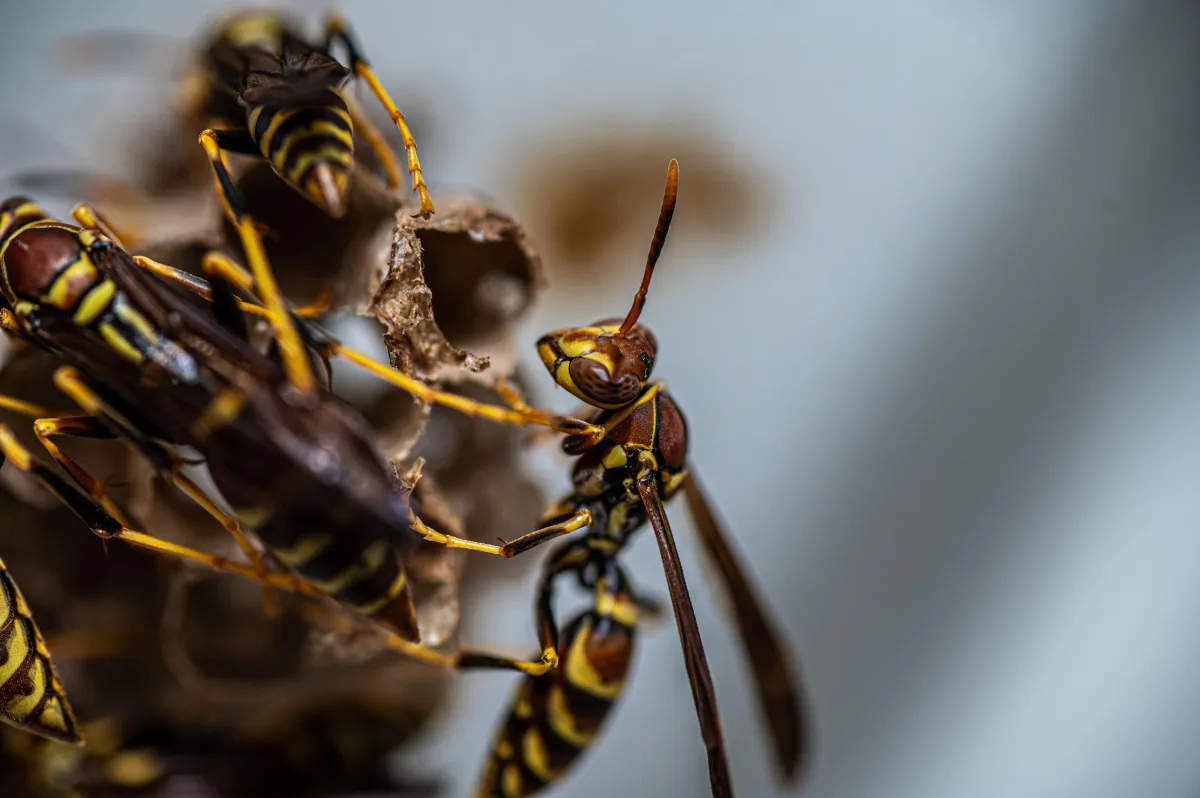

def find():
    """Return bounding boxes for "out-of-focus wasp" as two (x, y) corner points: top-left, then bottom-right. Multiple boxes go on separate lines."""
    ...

(0, 146), (604, 725)
(191, 9), (433, 218)
(0, 556), (81, 747)
(410, 161), (808, 797)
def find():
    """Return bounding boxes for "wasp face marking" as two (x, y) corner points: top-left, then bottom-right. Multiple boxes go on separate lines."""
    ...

(537, 319), (658, 409)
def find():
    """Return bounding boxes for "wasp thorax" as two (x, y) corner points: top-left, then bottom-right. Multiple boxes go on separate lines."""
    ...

(537, 318), (658, 409)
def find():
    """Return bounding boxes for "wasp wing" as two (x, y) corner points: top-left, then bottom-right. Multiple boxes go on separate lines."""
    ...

(636, 473), (734, 798)
(683, 472), (809, 782)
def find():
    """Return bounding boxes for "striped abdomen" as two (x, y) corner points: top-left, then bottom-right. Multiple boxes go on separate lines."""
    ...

(254, 519), (420, 642)
(0, 558), (81, 745)
(246, 91), (355, 217)
(475, 609), (638, 797)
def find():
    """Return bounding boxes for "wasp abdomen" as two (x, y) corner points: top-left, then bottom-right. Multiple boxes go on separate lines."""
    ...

(247, 92), (355, 216)
(256, 522), (420, 642)
(476, 611), (637, 797)
(0, 558), (81, 745)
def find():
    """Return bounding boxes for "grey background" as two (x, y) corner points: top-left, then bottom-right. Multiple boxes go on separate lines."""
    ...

(4, 2), (1200, 797)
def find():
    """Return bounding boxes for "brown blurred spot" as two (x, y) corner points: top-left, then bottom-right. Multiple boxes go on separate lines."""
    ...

(510, 119), (776, 283)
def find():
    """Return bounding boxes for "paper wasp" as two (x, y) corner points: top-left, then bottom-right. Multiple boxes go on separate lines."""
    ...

(189, 9), (433, 218)
(0, 126), (612, 720)
(392, 160), (807, 796)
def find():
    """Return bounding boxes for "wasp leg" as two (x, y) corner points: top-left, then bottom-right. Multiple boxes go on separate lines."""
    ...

(70, 202), (137, 250)
(32, 415), (136, 529)
(0, 394), (56, 419)
(324, 13), (433, 217)
(409, 507), (592, 560)
(132, 255), (331, 321)
(344, 93), (403, 190)
(198, 129), (317, 394)
(50, 367), (303, 611)
(0, 424), (305, 594)
(331, 344), (606, 441)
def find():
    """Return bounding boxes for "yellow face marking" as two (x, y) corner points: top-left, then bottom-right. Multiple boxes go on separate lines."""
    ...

(192, 387), (247, 437)
(546, 684), (593, 747)
(605, 502), (630, 537)
(285, 145), (355, 184)
(7, 654), (47, 720)
(496, 737), (514, 759)
(557, 332), (599, 359)
(309, 539), (391, 594)
(272, 122), (355, 172)
(72, 279), (115, 325)
(0, 619), (32, 685)
(99, 323), (145, 364)
(563, 622), (624, 699)
(521, 727), (555, 782)
(271, 534), (334, 568)
(501, 764), (524, 798)
(515, 697), (534, 720)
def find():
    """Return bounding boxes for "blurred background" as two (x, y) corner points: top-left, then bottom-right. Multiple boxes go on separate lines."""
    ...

(5, 1), (1200, 797)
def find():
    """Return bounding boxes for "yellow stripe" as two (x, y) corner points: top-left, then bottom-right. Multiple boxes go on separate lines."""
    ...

(100, 323), (145, 363)
(272, 121), (354, 172)
(348, 567), (407, 615)
(257, 107), (297, 157)
(193, 387), (247, 436)
(521, 728), (555, 782)
(547, 684), (593, 747)
(6, 654), (47, 721)
(0, 568), (13, 629)
(285, 144), (355, 183)
(272, 534), (334, 568)
(0, 620), (31, 684)
(563, 622), (624, 699)
(310, 540), (390, 594)
(72, 279), (115, 325)
(42, 257), (95, 310)
(595, 586), (639, 627)
(247, 105), (264, 133)
(501, 764), (523, 798)
(113, 301), (159, 344)
(37, 695), (70, 736)
(601, 446), (627, 470)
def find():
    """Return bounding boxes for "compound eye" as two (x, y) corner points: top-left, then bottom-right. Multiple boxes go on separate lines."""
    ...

(569, 357), (641, 406)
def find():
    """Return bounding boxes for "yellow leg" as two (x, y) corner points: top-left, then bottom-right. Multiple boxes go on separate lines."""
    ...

(32, 415), (137, 529)
(0, 395), (55, 419)
(344, 93), (403, 190)
(1, 307), (23, 334)
(199, 129), (316, 394)
(48, 367), (302, 613)
(0, 425), (307, 595)
(326, 13), (434, 217)
(71, 203), (137, 250)
(331, 344), (606, 442)
(411, 506), (592, 560)
(133, 255), (329, 319)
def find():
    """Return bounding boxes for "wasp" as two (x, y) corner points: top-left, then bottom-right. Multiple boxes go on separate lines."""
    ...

(405, 161), (808, 797)
(188, 8), (433, 218)
(0, 143), (608, 704)
(0, 556), (81, 747)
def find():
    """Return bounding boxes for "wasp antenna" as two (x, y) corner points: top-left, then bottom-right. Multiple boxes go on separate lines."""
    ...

(619, 158), (679, 335)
